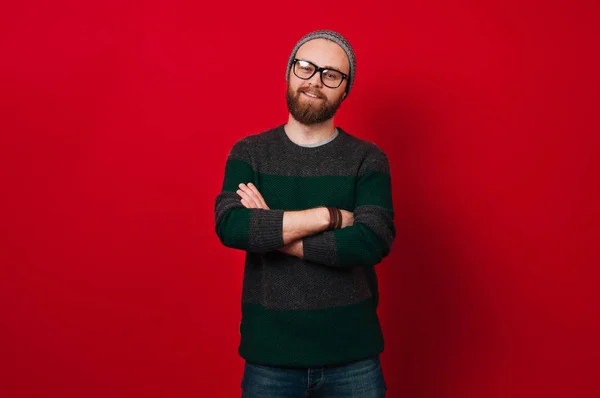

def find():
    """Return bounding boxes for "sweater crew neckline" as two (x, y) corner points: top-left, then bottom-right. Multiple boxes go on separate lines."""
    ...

(279, 124), (343, 152)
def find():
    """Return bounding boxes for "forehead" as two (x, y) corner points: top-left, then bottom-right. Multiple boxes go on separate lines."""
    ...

(295, 38), (350, 73)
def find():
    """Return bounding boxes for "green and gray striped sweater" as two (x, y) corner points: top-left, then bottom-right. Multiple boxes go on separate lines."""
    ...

(214, 124), (395, 367)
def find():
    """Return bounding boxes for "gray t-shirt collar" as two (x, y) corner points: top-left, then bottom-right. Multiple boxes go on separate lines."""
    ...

(296, 128), (339, 148)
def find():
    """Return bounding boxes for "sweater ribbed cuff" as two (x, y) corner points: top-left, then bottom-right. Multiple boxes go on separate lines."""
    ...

(303, 232), (338, 266)
(248, 209), (285, 252)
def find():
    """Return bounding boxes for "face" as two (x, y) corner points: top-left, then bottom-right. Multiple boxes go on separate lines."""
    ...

(286, 38), (350, 125)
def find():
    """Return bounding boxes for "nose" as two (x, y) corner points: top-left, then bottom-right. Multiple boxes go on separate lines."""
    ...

(307, 70), (323, 88)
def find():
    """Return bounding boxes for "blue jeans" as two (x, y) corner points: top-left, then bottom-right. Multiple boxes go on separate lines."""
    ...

(241, 355), (387, 397)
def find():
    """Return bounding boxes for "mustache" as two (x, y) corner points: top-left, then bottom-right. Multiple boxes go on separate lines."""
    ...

(298, 87), (325, 99)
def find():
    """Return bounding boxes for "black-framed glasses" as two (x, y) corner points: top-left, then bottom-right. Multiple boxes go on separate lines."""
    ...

(292, 59), (348, 89)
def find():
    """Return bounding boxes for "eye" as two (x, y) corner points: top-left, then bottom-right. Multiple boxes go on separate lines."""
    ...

(298, 62), (314, 71)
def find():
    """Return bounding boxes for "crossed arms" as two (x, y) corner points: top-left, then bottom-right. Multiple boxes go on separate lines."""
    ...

(234, 182), (354, 258)
(214, 141), (396, 268)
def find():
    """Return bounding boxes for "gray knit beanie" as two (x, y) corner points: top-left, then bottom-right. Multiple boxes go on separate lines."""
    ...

(286, 30), (356, 96)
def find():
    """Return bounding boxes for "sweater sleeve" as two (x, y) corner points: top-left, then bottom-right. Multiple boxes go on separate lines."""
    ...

(302, 146), (395, 267)
(214, 139), (285, 252)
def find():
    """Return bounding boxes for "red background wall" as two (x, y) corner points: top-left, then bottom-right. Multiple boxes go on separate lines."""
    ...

(1, 1), (599, 397)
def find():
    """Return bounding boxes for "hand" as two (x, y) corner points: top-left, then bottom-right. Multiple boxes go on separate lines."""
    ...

(237, 183), (270, 210)
(339, 209), (354, 228)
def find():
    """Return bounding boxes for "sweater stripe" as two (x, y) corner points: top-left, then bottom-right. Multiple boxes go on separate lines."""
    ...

(240, 299), (384, 367)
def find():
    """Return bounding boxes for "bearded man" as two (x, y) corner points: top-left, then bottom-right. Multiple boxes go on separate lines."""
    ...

(214, 30), (395, 398)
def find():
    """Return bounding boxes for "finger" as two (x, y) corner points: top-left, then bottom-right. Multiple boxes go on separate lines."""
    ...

(241, 198), (260, 209)
(236, 188), (259, 208)
(237, 189), (256, 207)
(238, 184), (259, 207)
(238, 183), (262, 208)
(247, 183), (269, 209)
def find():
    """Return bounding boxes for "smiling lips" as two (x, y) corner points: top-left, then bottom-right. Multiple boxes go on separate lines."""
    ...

(300, 90), (323, 100)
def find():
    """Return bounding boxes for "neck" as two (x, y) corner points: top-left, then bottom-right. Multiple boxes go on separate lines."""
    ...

(284, 115), (336, 146)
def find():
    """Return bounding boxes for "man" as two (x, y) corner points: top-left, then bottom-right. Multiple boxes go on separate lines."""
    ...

(214, 30), (395, 397)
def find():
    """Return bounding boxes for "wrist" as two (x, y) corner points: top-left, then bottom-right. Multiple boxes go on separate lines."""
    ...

(318, 207), (330, 231)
